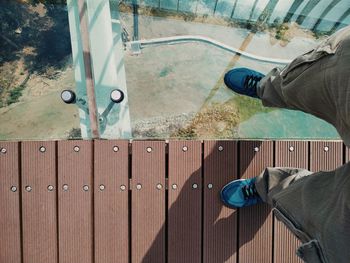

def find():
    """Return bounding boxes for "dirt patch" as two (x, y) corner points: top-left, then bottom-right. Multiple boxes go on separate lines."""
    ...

(173, 102), (240, 139)
(269, 22), (316, 47)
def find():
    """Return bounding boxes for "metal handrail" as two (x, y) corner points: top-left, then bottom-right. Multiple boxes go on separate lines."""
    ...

(127, 35), (292, 65)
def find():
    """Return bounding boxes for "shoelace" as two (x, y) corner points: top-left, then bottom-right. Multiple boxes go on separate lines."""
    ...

(243, 75), (262, 91)
(242, 184), (259, 200)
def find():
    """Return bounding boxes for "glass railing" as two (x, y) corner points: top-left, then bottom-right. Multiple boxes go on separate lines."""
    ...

(114, 0), (348, 139)
(1, 0), (349, 140)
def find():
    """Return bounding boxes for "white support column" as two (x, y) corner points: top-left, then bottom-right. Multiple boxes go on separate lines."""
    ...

(67, 0), (91, 139)
(86, 0), (132, 139)
(67, 0), (132, 139)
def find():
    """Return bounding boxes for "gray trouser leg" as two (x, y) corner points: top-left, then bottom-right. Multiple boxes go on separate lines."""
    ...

(257, 32), (350, 146)
(254, 167), (312, 205)
(253, 27), (350, 262)
(257, 50), (338, 127)
(254, 165), (350, 263)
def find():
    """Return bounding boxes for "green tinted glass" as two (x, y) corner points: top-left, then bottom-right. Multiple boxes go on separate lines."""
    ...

(112, 0), (348, 139)
(1, 0), (349, 140)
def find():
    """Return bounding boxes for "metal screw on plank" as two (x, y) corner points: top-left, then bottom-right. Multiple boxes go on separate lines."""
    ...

(74, 146), (80, 152)
(11, 186), (17, 192)
(156, 183), (163, 190)
(83, 185), (89, 191)
(47, 185), (54, 191)
(289, 146), (295, 152)
(218, 146), (224, 152)
(182, 146), (188, 152)
(254, 147), (260, 152)
(25, 186), (32, 192)
(136, 184), (142, 190)
(207, 183), (213, 189)
(62, 184), (69, 191)
(192, 183), (198, 189)
(1, 148), (7, 154)
(146, 147), (152, 153)
(99, 184), (105, 191)
(113, 146), (119, 152)
(39, 146), (46, 153)
(172, 184), (178, 190)
(120, 185), (126, 191)
(324, 146), (329, 152)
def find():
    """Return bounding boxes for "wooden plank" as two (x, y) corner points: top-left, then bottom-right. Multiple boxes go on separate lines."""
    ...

(274, 141), (308, 263)
(168, 141), (202, 263)
(275, 141), (308, 169)
(22, 141), (58, 263)
(203, 141), (238, 263)
(239, 141), (273, 263)
(131, 141), (166, 263)
(58, 140), (93, 263)
(94, 140), (129, 263)
(0, 142), (21, 263)
(310, 141), (343, 172)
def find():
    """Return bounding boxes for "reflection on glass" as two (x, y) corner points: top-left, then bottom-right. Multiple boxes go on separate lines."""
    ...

(1, 0), (349, 141)
(114, 0), (349, 139)
(0, 1), (80, 140)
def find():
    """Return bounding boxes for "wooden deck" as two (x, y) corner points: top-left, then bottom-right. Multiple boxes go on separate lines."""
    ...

(0, 140), (348, 263)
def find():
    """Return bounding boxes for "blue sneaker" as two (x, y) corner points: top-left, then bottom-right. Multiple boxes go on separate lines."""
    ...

(224, 68), (264, 98)
(220, 177), (263, 208)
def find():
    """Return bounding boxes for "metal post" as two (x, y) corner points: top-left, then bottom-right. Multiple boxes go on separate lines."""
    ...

(295, 0), (321, 25)
(330, 7), (350, 33)
(86, 0), (132, 138)
(312, 0), (341, 32)
(67, 0), (99, 139)
(283, 0), (303, 23)
(132, 0), (139, 41)
(77, 0), (100, 139)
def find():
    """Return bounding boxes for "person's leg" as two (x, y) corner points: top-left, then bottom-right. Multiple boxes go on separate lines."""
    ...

(254, 67), (290, 109)
(253, 164), (350, 263)
(222, 27), (350, 262)
(221, 32), (350, 209)
(225, 26), (350, 144)
(257, 29), (350, 144)
(221, 166), (312, 208)
(257, 47), (338, 127)
(254, 167), (312, 205)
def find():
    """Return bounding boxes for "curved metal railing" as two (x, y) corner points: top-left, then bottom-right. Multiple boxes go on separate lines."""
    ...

(127, 35), (292, 65)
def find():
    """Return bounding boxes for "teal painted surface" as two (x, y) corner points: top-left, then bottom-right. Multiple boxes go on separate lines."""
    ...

(196, 0), (216, 15)
(143, 0), (159, 8)
(160, 0), (177, 11)
(237, 109), (339, 139)
(178, 0), (197, 12)
(215, 0), (235, 18)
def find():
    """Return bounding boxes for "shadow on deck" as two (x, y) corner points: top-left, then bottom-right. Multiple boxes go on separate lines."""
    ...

(0, 140), (347, 263)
